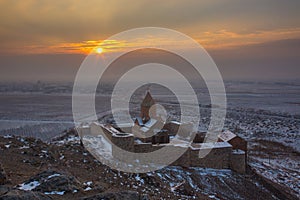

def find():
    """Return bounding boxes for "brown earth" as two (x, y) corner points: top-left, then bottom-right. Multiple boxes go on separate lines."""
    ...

(0, 132), (295, 200)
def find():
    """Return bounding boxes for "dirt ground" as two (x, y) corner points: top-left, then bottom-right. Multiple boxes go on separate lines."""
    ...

(0, 132), (297, 200)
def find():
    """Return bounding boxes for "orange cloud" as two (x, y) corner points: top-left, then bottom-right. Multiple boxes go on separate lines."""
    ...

(196, 28), (300, 49)
(2, 40), (128, 55)
(2, 28), (300, 55)
(53, 40), (128, 54)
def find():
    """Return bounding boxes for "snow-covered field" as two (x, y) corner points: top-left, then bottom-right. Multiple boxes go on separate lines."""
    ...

(0, 81), (299, 197)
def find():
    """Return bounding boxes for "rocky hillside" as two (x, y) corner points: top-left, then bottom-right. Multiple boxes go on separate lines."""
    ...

(0, 132), (297, 200)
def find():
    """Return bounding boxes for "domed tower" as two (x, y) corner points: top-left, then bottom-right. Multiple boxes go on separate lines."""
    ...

(141, 91), (155, 123)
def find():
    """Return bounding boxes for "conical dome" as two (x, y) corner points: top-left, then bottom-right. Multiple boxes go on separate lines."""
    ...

(141, 91), (155, 107)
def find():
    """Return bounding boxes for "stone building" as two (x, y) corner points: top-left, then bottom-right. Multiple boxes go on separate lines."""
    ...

(78, 91), (248, 173)
(218, 130), (247, 152)
(218, 130), (247, 173)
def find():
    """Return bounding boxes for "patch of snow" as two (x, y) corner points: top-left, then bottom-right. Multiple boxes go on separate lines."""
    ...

(191, 142), (231, 150)
(169, 136), (175, 140)
(44, 191), (65, 195)
(218, 130), (236, 142)
(19, 145), (29, 149)
(146, 172), (153, 176)
(135, 174), (144, 184)
(157, 172), (163, 179)
(84, 181), (93, 186)
(66, 135), (79, 142)
(135, 139), (145, 144)
(84, 187), (92, 191)
(18, 181), (40, 191)
(4, 144), (10, 148)
(170, 121), (181, 125)
(54, 135), (80, 145)
(47, 173), (61, 179)
(232, 149), (245, 155)
(170, 181), (185, 192)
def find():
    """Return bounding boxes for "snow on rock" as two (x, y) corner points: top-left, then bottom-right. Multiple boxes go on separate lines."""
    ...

(135, 174), (144, 185)
(44, 191), (65, 195)
(83, 181), (93, 186)
(47, 173), (61, 179)
(52, 134), (80, 146)
(18, 180), (40, 191)
(17, 170), (81, 195)
(83, 181), (93, 191)
(3, 135), (13, 139)
(19, 145), (29, 149)
(84, 187), (92, 191)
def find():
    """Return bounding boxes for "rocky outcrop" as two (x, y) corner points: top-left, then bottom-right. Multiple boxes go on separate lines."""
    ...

(0, 134), (293, 200)
(0, 189), (51, 200)
(18, 170), (81, 194)
(0, 163), (8, 185)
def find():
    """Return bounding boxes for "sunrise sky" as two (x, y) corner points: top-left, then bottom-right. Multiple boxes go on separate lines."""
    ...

(0, 0), (299, 81)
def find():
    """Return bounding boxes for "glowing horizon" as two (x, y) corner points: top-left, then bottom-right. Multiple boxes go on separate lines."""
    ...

(0, 0), (299, 81)
(0, 1), (299, 55)
(1, 27), (300, 55)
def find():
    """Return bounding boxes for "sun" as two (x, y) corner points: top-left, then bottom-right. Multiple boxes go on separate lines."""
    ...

(96, 47), (103, 54)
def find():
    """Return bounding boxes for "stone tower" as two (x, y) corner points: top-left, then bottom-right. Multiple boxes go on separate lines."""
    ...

(141, 91), (155, 123)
